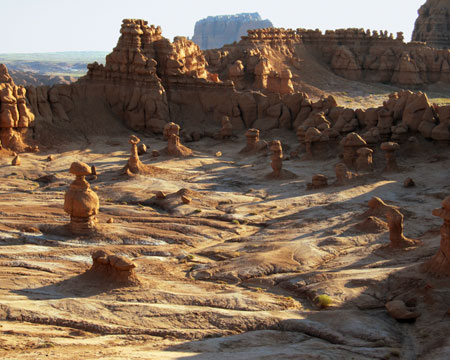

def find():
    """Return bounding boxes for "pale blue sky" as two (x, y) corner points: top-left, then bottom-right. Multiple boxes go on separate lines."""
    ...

(1, 0), (425, 53)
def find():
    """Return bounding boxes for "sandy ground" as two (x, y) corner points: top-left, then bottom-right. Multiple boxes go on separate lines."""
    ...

(0, 131), (449, 360)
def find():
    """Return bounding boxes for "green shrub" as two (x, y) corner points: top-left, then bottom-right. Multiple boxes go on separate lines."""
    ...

(315, 294), (332, 309)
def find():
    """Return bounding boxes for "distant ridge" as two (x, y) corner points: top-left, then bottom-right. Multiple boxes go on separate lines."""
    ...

(192, 12), (273, 50)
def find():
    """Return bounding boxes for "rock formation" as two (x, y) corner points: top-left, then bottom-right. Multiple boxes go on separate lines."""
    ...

(360, 197), (402, 220)
(218, 115), (233, 139)
(0, 64), (35, 152)
(122, 135), (163, 175)
(239, 128), (267, 153)
(163, 122), (192, 157)
(412, 0), (450, 49)
(89, 250), (140, 286)
(340, 133), (367, 168)
(355, 147), (373, 172)
(386, 208), (419, 248)
(385, 300), (420, 321)
(335, 163), (353, 185)
(11, 155), (20, 166)
(64, 161), (99, 234)
(381, 142), (400, 172)
(424, 196), (450, 276)
(307, 174), (328, 190)
(192, 13), (273, 50)
(269, 140), (283, 178)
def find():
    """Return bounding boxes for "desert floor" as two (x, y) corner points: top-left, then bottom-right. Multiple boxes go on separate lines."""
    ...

(0, 131), (449, 360)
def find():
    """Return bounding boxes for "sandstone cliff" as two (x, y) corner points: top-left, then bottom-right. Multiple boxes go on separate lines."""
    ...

(412, 0), (450, 49)
(192, 13), (273, 50)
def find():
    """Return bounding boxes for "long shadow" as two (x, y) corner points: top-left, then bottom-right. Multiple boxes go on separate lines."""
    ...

(12, 271), (132, 300)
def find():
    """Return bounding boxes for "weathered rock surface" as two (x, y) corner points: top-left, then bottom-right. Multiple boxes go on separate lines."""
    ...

(192, 13), (273, 50)
(412, 0), (450, 49)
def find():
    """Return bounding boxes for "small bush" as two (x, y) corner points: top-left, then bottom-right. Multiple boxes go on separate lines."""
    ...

(315, 294), (333, 309)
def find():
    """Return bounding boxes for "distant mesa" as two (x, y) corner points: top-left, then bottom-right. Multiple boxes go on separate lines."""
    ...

(412, 0), (450, 49)
(192, 12), (273, 50)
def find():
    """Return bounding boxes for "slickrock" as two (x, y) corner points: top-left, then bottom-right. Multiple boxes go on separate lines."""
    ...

(64, 161), (99, 234)
(424, 196), (450, 276)
(88, 250), (140, 286)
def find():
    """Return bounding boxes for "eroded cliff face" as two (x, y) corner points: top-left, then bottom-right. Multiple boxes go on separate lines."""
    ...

(4, 18), (450, 153)
(192, 13), (273, 50)
(412, 0), (450, 49)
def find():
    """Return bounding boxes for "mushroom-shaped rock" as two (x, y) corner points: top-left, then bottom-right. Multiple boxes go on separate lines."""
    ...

(304, 127), (329, 158)
(424, 196), (450, 276)
(89, 250), (140, 285)
(219, 116), (233, 139)
(355, 147), (373, 172)
(335, 163), (353, 185)
(340, 132), (367, 168)
(307, 174), (328, 190)
(269, 140), (283, 178)
(64, 161), (99, 234)
(167, 134), (193, 157)
(240, 128), (267, 154)
(381, 141), (400, 172)
(163, 122), (180, 140)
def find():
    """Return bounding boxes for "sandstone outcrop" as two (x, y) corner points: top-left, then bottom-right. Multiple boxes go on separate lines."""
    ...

(163, 122), (192, 157)
(89, 250), (140, 286)
(355, 147), (373, 172)
(340, 133), (367, 168)
(381, 142), (400, 172)
(307, 174), (328, 190)
(122, 135), (161, 175)
(424, 196), (450, 276)
(192, 13), (273, 50)
(386, 208), (419, 248)
(412, 0), (450, 49)
(385, 300), (420, 321)
(239, 128), (267, 154)
(269, 140), (283, 178)
(0, 64), (35, 152)
(64, 161), (99, 234)
(335, 163), (353, 185)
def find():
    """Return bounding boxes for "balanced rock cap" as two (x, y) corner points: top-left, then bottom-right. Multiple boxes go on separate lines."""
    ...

(342, 132), (367, 147)
(129, 135), (141, 144)
(381, 141), (400, 151)
(357, 147), (373, 155)
(69, 161), (92, 176)
(432, 196), (450, 220)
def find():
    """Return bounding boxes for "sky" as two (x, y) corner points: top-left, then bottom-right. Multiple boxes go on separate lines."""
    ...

(1, 0), (426, 53)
